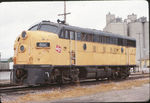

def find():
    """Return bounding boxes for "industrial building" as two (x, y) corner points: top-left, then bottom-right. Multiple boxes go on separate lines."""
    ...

(104, 12), (128, 36)
(0, 58), (9, 70)
(103, 12), (149, 70)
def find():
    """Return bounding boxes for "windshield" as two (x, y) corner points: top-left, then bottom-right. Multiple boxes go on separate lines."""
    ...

(28, 25), (38, 31)
(39, 24), (58, 33)
(28, 24), (58, 34)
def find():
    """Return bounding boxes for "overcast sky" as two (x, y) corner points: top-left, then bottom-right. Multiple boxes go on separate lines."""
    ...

(0, 1), (149, 59)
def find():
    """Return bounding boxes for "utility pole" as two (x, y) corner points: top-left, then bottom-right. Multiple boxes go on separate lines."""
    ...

(137, 33), (142, 72)
(58, 0), (71, 24)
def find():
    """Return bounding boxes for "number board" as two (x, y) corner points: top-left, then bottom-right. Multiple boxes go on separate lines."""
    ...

(36, 42), (50, 48)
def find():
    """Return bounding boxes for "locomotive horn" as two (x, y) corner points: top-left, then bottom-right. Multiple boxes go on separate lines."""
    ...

(57, 19), (60, 23)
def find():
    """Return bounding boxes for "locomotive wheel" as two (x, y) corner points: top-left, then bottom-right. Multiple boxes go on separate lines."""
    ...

(70, 68), (79, 83)
(16, 69), (22, 79)
(51, 69), (63, 84)
(54, 68), (80, 84)
(96, 78), (99, 81)
(16, 69), (26, 79)
(120, 68), (130, 79)
(57, 75), (63, 85)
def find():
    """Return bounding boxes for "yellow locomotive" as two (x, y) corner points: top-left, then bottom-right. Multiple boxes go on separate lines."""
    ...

(12, 20), (136, 85)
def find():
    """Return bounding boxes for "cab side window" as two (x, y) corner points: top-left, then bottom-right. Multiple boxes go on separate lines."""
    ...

(112, 38), (117, 45)
(106, 37), (110, 44)
(118, 38), (123, 46)
(127, 40), (136, 47)
(81, 33), (87, 41)
(99, 36), (102, 43)
(77, 32), (81, 40)
(70, 31), (75, 40)
(110, 37), (113, 44)
(65, 30), (70, 39)
(93, 35), (99, 42)
(60, 29), (65, 38)
(102, 36), (106, 44)
(123, 39), (127, 46)
(87, 34), (93, 42)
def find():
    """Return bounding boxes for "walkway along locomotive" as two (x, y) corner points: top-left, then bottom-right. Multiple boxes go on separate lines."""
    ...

(11, 20), (136, 85)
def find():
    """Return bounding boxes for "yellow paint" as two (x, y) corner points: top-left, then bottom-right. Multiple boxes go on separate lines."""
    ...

(14, 31), (136, 66)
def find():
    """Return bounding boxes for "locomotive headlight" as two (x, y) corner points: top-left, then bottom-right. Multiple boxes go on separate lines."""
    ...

(20, 45), (25, 52)
(21, 31), (27, 39)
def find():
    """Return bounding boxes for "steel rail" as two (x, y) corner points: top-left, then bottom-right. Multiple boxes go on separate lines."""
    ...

(0, 73), (149, 94)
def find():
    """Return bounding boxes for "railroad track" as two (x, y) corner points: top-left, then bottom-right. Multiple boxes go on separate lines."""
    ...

(0, 85), (29, 94)
(129, 73), (149, 79)
(0, 73), (149, 94)
(0, 83), (17, 88)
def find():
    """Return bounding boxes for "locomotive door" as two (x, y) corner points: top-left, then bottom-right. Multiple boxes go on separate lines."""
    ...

(69, 31), (77, 65)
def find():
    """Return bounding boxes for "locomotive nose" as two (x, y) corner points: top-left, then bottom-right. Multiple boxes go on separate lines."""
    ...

(13, 31), (29, 64)
(14, 30), (53, 65)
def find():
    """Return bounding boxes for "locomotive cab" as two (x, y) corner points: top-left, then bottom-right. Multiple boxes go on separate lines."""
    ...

(12, 21), (61, 85)
(14, 22), (60, 65)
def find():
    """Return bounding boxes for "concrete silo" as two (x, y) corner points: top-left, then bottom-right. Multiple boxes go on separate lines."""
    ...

(143, 22), (149, 57)
(104, 12), (128, 36)
(103, 13), (149, 70)
(128, 22), (144, 64)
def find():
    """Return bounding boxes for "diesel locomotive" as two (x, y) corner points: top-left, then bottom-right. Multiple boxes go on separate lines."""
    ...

(11, 20), (136, 85)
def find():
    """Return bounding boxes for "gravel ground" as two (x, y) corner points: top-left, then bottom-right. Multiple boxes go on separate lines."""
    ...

(48, 83), (150, 103)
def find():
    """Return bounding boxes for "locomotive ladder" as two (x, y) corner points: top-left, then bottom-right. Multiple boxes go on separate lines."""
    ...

(69, 32), (77, 66)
